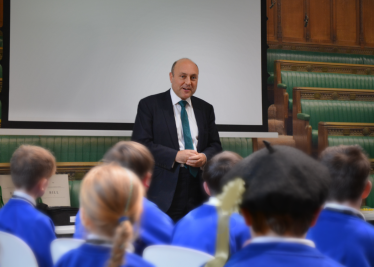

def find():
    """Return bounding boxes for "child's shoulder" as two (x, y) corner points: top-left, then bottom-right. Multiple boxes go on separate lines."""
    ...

(124, 252), (155, 267)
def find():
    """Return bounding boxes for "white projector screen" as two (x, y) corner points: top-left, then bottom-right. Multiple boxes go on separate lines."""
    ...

(4, 0), (267, 131)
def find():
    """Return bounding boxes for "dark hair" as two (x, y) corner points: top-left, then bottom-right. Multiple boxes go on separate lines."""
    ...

(203, 151), (242, 195)
(103, 141), (154, 180)
(222, 145), (330, 236)
(11, 145), (56, 190)
(171, 58), (198, 76)
(320, 145), (371, 202)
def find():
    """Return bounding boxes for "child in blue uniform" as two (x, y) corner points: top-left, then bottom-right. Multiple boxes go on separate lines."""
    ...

(171, 151), (250, 255)
(0, 145), (57, 267)
(307, 145), (374, 267)
(55, 164), (154, 267)
(74, 141), (173, 254)
(222, 143), (343, 267)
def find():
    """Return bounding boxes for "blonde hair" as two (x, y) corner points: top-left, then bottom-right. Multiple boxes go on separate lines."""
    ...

(103, 141), (154, 180)
(80, 164), (144, 267)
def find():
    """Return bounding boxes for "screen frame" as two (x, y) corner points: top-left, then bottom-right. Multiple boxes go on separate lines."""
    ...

(1, 0), (268, 132)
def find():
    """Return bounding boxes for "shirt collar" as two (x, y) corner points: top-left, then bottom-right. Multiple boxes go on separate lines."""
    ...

(13, 190), (36, 206)
(324, 202), (365, 219)
(170, 88), (192, 107)
(249, 236), (315, 248)
(205, 196), (221, 207)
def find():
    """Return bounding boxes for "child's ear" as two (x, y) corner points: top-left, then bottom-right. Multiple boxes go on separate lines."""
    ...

(203, 182), (211, 196)
(240, 208), (253, 227)
(310, 207), (322, 227)
(362, 180), (372, 200)
(142, 172), (152, 190)
(37, 178), (49, 197)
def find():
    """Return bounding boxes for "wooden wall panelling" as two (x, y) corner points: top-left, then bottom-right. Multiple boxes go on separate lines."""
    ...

(333, 0), (360, 46)
(307, 0), (333, 44)
(281, 0), (307, 43)
(267, 0), (278, 42)
(362, 0), (374, 47)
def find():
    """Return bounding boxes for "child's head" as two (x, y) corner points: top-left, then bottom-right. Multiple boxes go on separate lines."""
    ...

(10, 145), (56, 198)
(319, 145), (371, 205)
(202, 151), (242, 196)
(80, 164), (144, 267)
(103, 141), (154, 189)
(222, 145), (330, 238)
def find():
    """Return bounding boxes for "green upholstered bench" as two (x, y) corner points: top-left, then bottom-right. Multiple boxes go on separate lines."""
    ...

(267, 49), (369, 85)
(366, 172), (374, 208)
(0, 136), (252, 163)
(0, 135), (253, 208)
(318, 123), (374, 156)
(273, 60), (374, 133)
(292, 88), (374, 154)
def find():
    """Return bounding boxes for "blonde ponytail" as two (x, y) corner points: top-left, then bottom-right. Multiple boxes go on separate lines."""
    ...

(107, 221), (132, 267)
(80, 164), (144, 267)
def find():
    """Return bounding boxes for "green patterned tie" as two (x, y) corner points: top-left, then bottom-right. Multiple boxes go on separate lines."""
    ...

(179, 100), (199, 177)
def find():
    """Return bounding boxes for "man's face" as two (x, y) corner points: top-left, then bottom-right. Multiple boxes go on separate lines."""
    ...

(169, 59), (199, 100)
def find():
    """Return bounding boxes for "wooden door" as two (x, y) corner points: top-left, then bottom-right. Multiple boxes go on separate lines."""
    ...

(281, 0), (307, 43)
(333, 0), (360, 46)
(362, 0), (374, 47)
(307, 0), (333, 44)
(267, 0), (278, 42)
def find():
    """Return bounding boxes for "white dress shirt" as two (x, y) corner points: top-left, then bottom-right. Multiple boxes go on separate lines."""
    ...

(249, 236), (315, 248)
(170, 88), (199, 151)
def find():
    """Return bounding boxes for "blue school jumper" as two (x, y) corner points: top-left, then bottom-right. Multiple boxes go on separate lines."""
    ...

(307, 205), (374, 267)
(171, 198), (250, 255)
(54, 242), (155, 267)
(0, 196), (56, 267)
(74, 198), (173, 254)
(224, 240), (344, 267)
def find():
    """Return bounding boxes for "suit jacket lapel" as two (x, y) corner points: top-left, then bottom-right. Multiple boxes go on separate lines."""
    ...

(162, 90), (179, 150)
(192, 97), (204, 152)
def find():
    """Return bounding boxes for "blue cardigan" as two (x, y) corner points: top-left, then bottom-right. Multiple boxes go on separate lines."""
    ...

(171, 203), (250, 255)
(74, 198), (173, 254)
(54, 243), (155, 267)
(224, 242), (344, 267)
(307, 209), (374, 267)
(0, 198), (56, 267)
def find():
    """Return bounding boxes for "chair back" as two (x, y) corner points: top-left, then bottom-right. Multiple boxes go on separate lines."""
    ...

(51, 238), (85, 264)
(143, 245), (214, 267)
(0, 231), (38, 267)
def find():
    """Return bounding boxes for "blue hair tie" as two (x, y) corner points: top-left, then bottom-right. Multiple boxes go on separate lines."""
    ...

(119, 216), (129, 223)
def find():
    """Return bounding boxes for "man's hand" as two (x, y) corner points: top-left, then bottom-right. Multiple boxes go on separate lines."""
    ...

(186, 153), (207, 168)
(176, 150), (198, 164)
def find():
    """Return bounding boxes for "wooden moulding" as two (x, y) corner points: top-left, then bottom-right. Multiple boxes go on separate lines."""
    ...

(268, 42), (374, 56)
(0, 162), (98, 179)
(318, 122), (374, 155)
(276, 60), (374, 75)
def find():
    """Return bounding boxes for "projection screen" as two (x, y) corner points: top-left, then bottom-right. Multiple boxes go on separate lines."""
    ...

(3, 0), (268, 132)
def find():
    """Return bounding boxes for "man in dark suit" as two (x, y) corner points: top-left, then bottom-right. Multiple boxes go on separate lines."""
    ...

(132, 58), (222, 222)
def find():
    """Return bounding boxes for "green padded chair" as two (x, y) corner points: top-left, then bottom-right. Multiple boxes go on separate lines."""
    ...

(298, 100), (374, 149)
(282, 72), (374, 112)
(0, 136), (131, 163)
(267, 49), (373, 85)
(366, 174), (374, 208)
(220, 137), (253, 158)
(69, 180), (82, 208)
